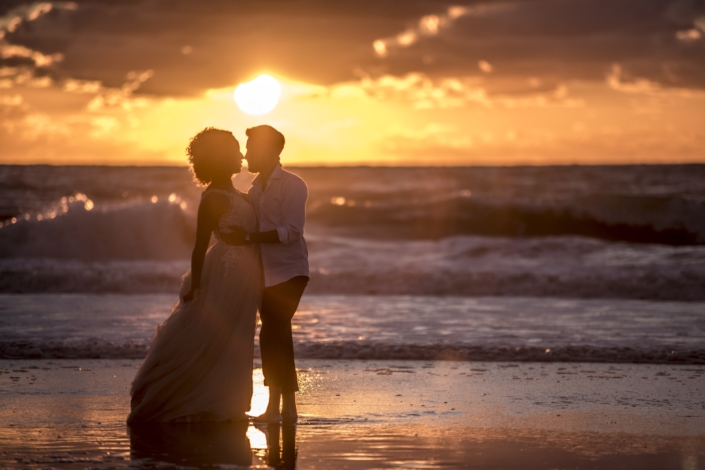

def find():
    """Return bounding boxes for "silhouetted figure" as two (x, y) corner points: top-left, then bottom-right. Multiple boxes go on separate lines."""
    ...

(128, 128), (261, 423)
(223, 125), (310, 424)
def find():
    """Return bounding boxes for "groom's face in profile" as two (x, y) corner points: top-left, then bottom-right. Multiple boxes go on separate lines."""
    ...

(245, 137), (273, 174)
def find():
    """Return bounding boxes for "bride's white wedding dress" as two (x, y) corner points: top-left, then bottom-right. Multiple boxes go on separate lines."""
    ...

(128, 188), (261, 423)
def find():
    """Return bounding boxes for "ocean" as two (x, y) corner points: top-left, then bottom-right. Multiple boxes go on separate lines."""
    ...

(1, 164), (704, 363)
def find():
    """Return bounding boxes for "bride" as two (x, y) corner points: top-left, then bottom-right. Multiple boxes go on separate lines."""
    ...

(128, 128), (261, 424)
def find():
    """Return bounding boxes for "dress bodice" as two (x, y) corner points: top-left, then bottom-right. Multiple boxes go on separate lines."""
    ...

(205, 188), (258, 241)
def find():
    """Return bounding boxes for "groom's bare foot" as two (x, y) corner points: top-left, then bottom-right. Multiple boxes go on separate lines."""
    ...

(281, 408), (298, 423)
(252, 386), (285, 423)
(253, 411), (282, 423)
(281, 392), (298, 423)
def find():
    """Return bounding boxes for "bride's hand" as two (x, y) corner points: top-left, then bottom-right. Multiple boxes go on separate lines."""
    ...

(183, 288), (199, 303)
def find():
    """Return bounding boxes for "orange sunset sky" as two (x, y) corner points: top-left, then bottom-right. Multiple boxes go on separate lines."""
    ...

(1, 0), (704, 166)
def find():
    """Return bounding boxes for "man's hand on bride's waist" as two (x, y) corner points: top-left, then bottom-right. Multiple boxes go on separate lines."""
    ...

(223, 226), (281, 244)
(220, 226), (251, 246)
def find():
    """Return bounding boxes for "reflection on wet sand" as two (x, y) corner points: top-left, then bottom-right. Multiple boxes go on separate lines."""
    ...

(265, 423), (297, 470)
(2, 421), (702, 469)
(1, 359), (703, 469)
(129, 420), (252, 467)
(128, 421), (297, 469)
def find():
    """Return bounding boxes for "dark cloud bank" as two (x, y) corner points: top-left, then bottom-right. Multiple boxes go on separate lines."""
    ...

(3, 0), (705, 95)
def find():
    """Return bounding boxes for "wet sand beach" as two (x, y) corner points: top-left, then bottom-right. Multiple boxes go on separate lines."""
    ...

(1, 359), (703, 469)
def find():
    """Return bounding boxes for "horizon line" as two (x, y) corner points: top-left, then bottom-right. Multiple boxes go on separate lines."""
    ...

(2, 161), (705, 169)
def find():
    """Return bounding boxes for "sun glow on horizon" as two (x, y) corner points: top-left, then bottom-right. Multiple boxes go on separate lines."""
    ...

(3, 72), (705, 166)
(233, 74), (281, 115)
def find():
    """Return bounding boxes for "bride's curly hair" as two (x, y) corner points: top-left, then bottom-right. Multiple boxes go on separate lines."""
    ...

(186, 128), (241, 185)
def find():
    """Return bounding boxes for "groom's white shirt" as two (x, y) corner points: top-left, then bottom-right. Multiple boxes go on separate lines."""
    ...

(248, 164), (310, 287)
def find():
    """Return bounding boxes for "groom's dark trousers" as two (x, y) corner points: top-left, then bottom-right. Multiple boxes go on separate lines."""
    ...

(260, 275), (309, 393)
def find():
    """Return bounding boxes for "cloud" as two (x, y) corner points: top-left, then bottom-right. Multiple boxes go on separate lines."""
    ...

(372, 0), (705, 93)
(0, 2), (76, 88)
(62, 77), (100, 94)
(3, 0), (704, 99)
(3, 0), (447, 96)
(0, 93), (22, 105)
(86, 69), (154, 111)
(606, 63), (705, 98)
(373, 5), (470, 57)
(0, 3), (157, 138)
(475, 61), (491, 75)
(0, 43), (62, 67)
(335, 72), (584, 109)
(675, 14), (705, 42)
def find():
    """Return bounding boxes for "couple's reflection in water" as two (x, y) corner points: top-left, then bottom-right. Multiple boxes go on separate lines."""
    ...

(129, 420), (297, 469)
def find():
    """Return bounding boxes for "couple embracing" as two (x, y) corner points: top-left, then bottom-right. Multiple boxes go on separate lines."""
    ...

(127, 125), (308, 425)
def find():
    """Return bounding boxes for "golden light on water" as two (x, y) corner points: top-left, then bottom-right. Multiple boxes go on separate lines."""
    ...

(233, 74), (281, 115)
(250, 368), (269, 418)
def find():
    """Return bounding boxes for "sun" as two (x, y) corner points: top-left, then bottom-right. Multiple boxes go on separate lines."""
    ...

(233, 74), (281, 115)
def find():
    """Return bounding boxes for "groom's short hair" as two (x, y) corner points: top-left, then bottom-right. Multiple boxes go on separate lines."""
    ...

(246, 125), (285, 157)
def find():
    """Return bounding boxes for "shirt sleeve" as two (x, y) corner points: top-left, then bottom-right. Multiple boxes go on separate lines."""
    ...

(276, 176), (308, 245)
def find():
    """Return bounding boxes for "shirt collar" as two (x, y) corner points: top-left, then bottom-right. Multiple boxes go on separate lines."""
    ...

(252, 163), (283, 186)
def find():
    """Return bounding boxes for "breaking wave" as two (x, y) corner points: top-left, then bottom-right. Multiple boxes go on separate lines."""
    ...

(0, 195), (194, 260)
(2, 233), (705, 299)
(1, 165), (704, 299)
(308, 193), (705, 246)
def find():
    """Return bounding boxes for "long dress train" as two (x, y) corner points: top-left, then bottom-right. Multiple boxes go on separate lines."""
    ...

(128, 188), (261, 423)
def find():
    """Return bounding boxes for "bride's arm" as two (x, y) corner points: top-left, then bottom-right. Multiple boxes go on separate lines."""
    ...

(183, 192), (228, 302)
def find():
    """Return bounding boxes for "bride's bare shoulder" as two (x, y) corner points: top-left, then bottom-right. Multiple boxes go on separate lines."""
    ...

(199, 189), (230, 213)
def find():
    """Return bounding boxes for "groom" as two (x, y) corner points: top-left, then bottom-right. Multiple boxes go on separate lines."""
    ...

(227, 125), (309, 423)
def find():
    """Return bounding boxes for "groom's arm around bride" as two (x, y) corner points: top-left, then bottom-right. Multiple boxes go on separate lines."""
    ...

(222, 125), (309, 424)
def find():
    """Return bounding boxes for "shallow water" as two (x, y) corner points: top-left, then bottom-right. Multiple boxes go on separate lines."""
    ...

(1, 294), (704, 363)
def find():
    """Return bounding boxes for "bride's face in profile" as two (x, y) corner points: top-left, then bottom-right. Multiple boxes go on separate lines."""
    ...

(231, 142), (245, 174)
